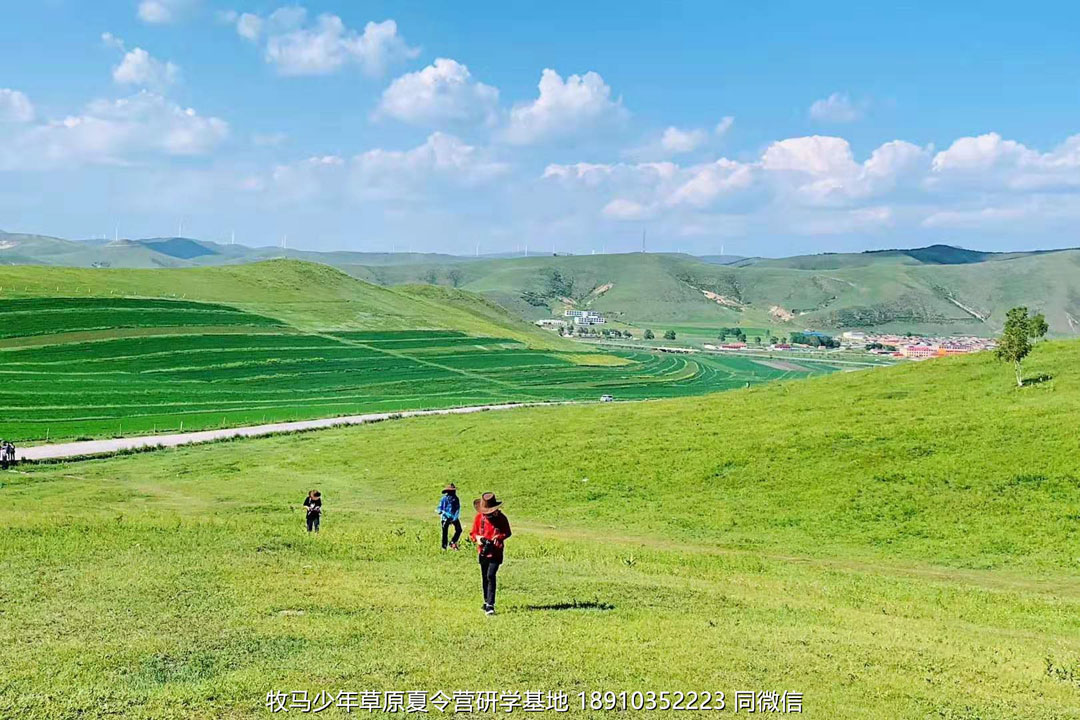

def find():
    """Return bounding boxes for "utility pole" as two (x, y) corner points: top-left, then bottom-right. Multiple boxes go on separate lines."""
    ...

(641, 228), (646, 253)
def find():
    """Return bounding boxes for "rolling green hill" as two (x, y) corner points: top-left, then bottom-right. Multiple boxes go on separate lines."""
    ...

(349, 249), (1080, 337)
(6, 230), (1080, 337)
(0, 260), (571, 348)
(2, 338), (1077, 717)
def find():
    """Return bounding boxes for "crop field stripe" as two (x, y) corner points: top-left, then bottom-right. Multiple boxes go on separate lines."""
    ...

(312, 331), (548, 401)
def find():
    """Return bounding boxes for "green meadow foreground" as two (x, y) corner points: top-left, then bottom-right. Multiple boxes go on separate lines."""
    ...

(3, 342), (1080, 718)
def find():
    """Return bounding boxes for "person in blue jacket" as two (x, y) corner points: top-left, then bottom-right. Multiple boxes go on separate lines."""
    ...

(437, 483), (462, 550)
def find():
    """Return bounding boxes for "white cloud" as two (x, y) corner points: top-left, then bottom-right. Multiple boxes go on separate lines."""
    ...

(235, 7), (419, 76)
(667, 159), (755, 208)
(353, 132), (507, 188)
(502, 69), (625, 145)
(931, 133), (1034, 173)
(930, 132), (1080, 192)
(661, 126), (707, 154)
(1, 92), (228, 170)
(761, 135), (858, 175)
(137, 0), (197, 25)
(808, 92), (863, 123)
(0, 89), (34, 123)
(376, 58), (499, 127)
(543, 161), (677, 187)
(602, 198), (652, 220)
(102, 34), (180, 90)
(237, 13), (263, 41)
(761, 136), (929, 206)
(266, 133), (508, 203)
(714, 116), (735, 136)
(113, 48), (180, 90)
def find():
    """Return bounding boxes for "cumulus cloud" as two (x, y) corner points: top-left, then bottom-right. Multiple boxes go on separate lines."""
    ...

(930, 132), (1080, 191)
(114, 49), (180, 90)
(627, 117), (734, 160)
(354, 132), (507, 189)
(761, 136), (929, 206)
(502, 69), (625, 145)
(102, 34), (180, 90)
(266, 132), (508, 203)
(661, 126), (708, 154)
(231, 7), (419, 76)
(543, 134), (937, 235)
(137, 0), (197, 24)
(667, 159), (755, 208)
(602, 198), (652, 220)
(0, 89), (34, 123)
(808, 92), (863, 123)
(376, 58), (499, 126)
(0, 91), (228, 170)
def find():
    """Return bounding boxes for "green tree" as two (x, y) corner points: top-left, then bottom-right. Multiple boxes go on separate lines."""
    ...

(1030, 313), (1049, 343)
(663, 330), (677, 340)
(996, 306), (1048, 387)
(644, 329), (655, 340)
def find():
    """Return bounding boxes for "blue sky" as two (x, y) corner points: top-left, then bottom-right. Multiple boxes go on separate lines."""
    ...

(1, 1), (1079, 256)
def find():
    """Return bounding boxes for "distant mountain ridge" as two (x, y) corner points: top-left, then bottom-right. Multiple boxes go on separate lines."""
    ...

(3, 230), (1078, 336)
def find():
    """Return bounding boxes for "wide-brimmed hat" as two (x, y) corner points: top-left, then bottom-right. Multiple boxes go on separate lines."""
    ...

(443, 483), (457, 493)
(473, 492), (502, 514)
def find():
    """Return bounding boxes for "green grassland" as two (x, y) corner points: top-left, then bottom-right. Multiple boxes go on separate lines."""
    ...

(2, 341), (1079, 718)
(348, 249), (1080, 338)
(0, 260), (575, 349)
(0, 269), (839, 441)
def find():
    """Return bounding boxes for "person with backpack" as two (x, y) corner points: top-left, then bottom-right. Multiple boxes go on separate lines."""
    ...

(469, 492), (511, 616)
(303, 490), (322, 533)
(437, 483), (462, 550)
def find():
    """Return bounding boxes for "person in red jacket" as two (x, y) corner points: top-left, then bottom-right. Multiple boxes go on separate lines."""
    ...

(469, 492), (511, 616)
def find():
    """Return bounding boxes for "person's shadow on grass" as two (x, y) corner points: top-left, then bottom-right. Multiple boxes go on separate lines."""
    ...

(518, 600), (615, 612)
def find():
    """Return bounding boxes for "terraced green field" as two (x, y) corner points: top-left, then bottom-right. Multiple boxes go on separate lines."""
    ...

(0, 297), (841, 442)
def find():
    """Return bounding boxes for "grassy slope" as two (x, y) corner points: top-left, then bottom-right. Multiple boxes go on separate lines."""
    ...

(0, 260), (571, 349)
(2, 342), (1079, 718)
(351, 250), (1080, 337)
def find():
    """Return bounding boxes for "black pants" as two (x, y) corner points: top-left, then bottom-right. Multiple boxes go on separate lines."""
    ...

(306, 512), (320, 532)
(480, 557), (500, 607)
(441, 518), (462, 548)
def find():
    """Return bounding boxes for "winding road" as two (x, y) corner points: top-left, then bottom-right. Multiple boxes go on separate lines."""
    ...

(14, 402), (574, 463)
